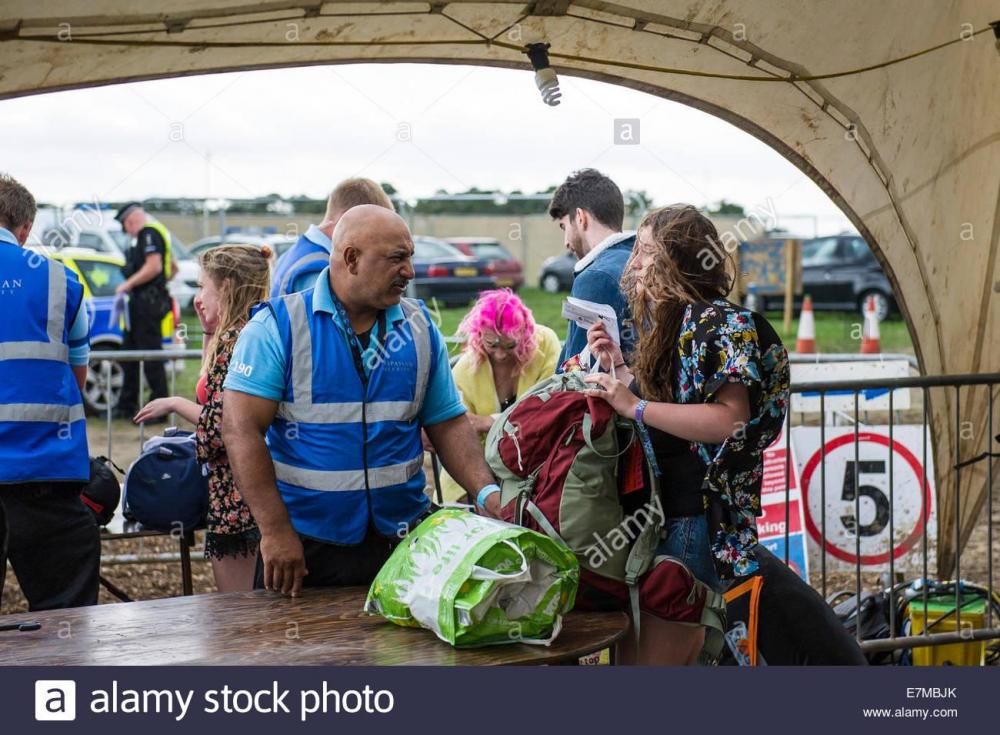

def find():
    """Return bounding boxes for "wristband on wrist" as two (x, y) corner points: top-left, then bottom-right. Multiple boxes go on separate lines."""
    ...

(632, 400), (662, 478)
(634, 399), (649, 425)
(476, 484), (501, 510)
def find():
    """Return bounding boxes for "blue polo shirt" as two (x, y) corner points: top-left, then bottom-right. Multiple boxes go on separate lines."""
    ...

(225, 267), (466, 426)
(0, 227), (90, 366)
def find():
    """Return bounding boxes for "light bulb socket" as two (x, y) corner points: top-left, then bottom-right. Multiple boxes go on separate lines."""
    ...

(526, 42), (553, 71)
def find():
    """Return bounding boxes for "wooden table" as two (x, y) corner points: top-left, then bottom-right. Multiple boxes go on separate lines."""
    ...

(0, 588), (628, 666)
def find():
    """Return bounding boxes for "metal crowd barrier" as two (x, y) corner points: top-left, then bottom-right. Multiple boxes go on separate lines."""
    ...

(91, 348), (203, 456)
(785, 372), (1000, 655)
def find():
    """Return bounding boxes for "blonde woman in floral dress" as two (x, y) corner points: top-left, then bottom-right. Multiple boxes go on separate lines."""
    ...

(134, 244), (272, 591)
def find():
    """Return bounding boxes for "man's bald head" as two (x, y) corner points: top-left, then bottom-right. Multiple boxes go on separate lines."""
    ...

(329, 204), (416, 313)
(332, 204), (410, 255)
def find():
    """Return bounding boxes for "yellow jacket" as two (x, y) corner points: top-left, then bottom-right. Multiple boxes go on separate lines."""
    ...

(439, 324), (562, 502)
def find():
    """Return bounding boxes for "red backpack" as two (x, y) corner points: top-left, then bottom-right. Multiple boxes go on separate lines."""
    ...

(484, 371), (726, 653)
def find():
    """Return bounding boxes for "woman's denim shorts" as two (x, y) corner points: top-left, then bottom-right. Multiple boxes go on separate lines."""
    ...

(655, 514), (723, 593)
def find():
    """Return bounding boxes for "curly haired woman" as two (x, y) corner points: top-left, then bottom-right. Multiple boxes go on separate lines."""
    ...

(583, 204), (790, 664)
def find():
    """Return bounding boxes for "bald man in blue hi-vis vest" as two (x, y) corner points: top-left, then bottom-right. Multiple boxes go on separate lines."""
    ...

(223, 205), (503, 596)
(270, 177), (395, 298)
(0, 174), (101, 611)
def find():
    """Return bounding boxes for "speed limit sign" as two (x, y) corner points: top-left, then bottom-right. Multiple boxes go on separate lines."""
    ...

(794, 427), (936, 570)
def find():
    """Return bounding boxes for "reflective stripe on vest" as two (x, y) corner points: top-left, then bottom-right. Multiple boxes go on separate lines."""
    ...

(144, 220), (173, 280)
(0, 261), (69, 363)
(0, 402), (86, 423)
(271, 234), (328, 298)
(278, 251), (328, 297)
(275, 294), (432, 426)
(273, 455), (424, 493)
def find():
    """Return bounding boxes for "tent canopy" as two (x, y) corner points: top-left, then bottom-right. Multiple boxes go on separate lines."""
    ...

(2, 1), (998, 568)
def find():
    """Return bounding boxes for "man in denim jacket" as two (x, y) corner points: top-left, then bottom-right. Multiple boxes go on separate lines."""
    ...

(549, 169), (636, 366)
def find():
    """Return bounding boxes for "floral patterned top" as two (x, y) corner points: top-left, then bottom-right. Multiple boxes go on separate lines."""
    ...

(675, 299), (790, 580)
(196, 327), (260, 559)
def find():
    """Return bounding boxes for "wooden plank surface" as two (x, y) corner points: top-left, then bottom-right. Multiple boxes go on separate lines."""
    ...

(0, 588), (627, 666)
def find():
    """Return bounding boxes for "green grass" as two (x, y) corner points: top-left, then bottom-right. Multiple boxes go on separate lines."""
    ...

(764, 310), (913, 354)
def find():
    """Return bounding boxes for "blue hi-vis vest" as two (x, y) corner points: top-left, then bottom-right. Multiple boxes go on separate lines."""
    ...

(270, 233), (329, 298)
(265, 289), (433, 543)
(0, 243), (89, 484)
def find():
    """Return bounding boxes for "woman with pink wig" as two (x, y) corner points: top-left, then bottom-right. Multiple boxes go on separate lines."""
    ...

(439, 289), (561, 501)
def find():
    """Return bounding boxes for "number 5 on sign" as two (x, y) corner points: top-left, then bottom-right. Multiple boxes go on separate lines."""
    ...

(839, 460), (890, 538)
(792, 427), (937, 574)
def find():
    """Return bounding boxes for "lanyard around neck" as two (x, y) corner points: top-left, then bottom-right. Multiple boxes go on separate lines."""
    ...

(326, 288), (386, 385)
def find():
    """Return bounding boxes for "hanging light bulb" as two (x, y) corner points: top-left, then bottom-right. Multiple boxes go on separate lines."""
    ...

(526, 43), (561, 106)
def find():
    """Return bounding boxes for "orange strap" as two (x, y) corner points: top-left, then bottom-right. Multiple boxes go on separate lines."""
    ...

(723, 576), (764, 666)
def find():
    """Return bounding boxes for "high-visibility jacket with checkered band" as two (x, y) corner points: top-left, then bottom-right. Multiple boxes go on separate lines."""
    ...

(263, 289), (433, 543)
(270, 233), (328, 298)
(0, 243), (89, 484)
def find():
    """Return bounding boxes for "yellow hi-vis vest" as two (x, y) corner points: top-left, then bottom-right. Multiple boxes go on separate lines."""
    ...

(144, 219), (173, 280)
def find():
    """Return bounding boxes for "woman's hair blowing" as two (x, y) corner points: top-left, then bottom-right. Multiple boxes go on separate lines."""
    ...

(624, 204), (734, 401)
(198, 244), (272, 374)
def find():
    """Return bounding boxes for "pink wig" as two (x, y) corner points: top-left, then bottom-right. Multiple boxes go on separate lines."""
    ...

(458, 289), (538, 372)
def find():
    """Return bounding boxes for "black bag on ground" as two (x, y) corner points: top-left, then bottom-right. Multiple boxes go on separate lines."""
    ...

(123, 428), (208, 533)
(81, 456), (122, 526)
(720, 545), (868, 666)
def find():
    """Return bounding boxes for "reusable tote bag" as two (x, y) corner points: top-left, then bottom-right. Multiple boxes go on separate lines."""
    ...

(365, 508), (579, 647)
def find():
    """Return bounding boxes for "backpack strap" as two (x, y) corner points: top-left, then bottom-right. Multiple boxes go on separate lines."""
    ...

(521, 499), (568, 548)
(697, 586), (728, 665)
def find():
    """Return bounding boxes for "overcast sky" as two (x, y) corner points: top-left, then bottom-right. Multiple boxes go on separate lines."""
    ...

(0, 63), (853, 236)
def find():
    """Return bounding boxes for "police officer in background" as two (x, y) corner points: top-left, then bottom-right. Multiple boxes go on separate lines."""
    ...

(113, 202), (173, 419)
(0, 173), (100, 610)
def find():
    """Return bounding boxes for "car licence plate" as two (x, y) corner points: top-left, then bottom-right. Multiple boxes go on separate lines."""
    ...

(454, 267), (478, 277)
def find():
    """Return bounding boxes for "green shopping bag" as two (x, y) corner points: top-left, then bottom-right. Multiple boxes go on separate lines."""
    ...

(365, 508), (579, 647)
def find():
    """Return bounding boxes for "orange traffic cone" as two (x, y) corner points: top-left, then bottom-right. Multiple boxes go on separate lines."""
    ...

(860, 294), (881, 354)
(795, 295), (816, 353)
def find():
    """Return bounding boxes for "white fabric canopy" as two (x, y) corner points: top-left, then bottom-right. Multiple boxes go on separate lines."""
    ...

(2, 0), (998, 569)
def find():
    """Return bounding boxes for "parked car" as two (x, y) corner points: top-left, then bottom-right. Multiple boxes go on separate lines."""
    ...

(411, 237), (496, 307)
(445, 237), (524, 290)
(538, 252), (578, 293)
(25, 206), (64, 249)
(30, 219), (128, 257)
(183, 232), (295, 311)
(188, 233), (296, 258)
(38, 248), (179, 415)
(168, 238), (200, 312)
(761, 235), (897, 320)
(74, 226), (130, 256)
